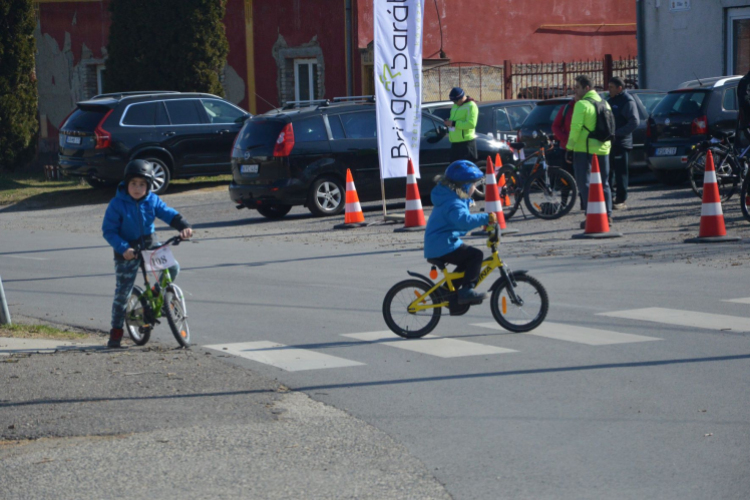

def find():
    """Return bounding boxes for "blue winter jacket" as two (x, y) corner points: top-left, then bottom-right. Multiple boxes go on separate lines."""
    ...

(102, 183), (181, 258)
(423, 184), (490, 259)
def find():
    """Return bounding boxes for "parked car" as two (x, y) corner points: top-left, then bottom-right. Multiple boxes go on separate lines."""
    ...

(423, 99), (537, 142)
(646, 76), (742, 185)
(229, 98), (515, 218)
(58, 91), (251, 194)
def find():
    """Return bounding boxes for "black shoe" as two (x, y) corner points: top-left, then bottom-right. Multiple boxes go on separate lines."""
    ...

(107, 328), (124, 348)
(457, 288), (487, 305)
(580, 220), (587, 229)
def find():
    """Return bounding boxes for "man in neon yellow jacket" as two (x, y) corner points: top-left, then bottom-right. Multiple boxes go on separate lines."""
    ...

(566, 75), (613, 227)
(444, 87), (479, 162)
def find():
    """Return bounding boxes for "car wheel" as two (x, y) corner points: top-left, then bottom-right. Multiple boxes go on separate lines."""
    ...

(308, 175), (345, 217)
(140, 157), (171, 194)
(84, 177), (118, 189)
(256, 203), (292, 219)
(653, 169), (686, 186)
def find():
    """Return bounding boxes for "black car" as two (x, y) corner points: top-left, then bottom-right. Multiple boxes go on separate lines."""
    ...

(425, 99), (537, 142)
(58, 91), (251, 194)
(646, 76), (742, 184)
(228, 97), (514, 218)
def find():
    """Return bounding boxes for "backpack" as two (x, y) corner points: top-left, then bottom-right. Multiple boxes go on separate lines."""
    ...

(582, 97), (616, 143)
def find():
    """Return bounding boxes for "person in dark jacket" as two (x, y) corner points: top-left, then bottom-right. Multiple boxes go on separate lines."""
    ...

(607, 77), (640, 210)
(102, 160), (193, 348)
(424, 160), (496, 305)
(737, 69), (750, 144)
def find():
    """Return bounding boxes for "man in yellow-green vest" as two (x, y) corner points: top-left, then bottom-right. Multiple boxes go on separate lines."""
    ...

(444, 87), (479, 162)
(566, 75), (613, 228)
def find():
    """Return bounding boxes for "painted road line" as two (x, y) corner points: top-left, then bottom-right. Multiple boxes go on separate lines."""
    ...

(598, 307), (750, 333)
(341, 331), (516, 357)
(203, 341), (365, 372)
(724, 297), (750, 304)
(6, 255), (48, 261)
(472, 322), (661, 346)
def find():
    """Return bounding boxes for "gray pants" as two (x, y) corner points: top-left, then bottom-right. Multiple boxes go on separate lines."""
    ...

(573, 152), (612, 215)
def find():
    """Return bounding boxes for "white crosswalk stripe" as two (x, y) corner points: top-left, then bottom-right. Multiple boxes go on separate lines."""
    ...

(598, 307), (750, 333)
(341, 331), (517, 357)
(472, 322), (661, 345)
(203, 341), (365, 372)
(723, 297), (750, 304)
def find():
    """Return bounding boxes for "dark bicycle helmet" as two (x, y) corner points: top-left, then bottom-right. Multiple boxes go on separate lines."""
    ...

(123, 159), (155, 188)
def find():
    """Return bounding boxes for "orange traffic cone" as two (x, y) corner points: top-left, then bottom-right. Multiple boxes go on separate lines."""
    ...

(479, 155), (518, 236)
(333, 169), (369, 229)
(495, 153), (512, 207)
(685, 150), (740, 243)
(572, 155), (622, 239)
(394, 158), (426, 232)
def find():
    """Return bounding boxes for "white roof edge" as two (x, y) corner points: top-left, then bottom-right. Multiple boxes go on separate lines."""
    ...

(714, 76), (743, 88)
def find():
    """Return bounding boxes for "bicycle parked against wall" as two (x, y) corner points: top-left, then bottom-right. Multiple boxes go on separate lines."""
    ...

(124, 236), (191, 348)
(382, 222), (549, 338)
(494, 133), (578, 220)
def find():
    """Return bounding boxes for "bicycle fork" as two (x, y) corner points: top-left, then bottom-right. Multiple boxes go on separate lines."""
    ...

(499, 265), (524, 306)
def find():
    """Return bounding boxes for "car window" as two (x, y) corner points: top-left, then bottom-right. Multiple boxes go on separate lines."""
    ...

(506, 105), (532, 129)
(421, 116), (437, 136)
(328, 115), (346, 140)
(494, 109), (512, 131)
(653, 91), (706, 117)
(430, 107), (452, 120)
(122, 102), (157, 126)
(237, 119), (285, 148)
(155, 102), (170, 125)
(201, 99), (246, 124)
(522, 103), (565, 127)
(293, 116), (328, 142)
(63, 107), (108, 131)
(164, 100), (204, 125)
(340, 111), (377, 139)
(723, 88), (738, 111)
(636, 93), (666, 115)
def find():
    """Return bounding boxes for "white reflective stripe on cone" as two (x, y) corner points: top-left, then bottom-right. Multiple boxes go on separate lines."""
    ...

(485, 201), (503, 212)
(590, 172), (602, 184)
(345, 202), (362, 213)
(586, 201), (607, 214)
(406, 199), (423, 211)
(703, 170), (717, 184)
(346, 181), (356, 191)
(407, 174), (417, 184)
(485, 174), (497, 185)
(701, 202), (723, 216)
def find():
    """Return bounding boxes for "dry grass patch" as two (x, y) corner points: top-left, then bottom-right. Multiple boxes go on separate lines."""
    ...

(0, 323), (92, 341)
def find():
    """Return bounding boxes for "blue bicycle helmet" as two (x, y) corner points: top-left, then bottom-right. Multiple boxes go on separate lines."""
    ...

(445, 160), (484, 183)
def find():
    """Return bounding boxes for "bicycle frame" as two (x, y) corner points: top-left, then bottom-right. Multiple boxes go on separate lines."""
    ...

(133, 236), (184, 324)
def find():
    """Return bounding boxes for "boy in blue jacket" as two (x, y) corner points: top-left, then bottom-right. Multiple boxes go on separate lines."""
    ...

(424, 160), (497, 305)
(102, 160), (193, 348)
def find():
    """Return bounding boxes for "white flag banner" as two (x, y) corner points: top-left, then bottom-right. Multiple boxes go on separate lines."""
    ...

(374, 0), (425, 179)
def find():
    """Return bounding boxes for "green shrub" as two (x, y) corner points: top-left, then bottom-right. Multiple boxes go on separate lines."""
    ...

(0, 0), (39, 172)
(105, 0), (229, 96)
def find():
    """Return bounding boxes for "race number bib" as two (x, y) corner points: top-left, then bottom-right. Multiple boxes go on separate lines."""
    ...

(143, 246), (177, 272)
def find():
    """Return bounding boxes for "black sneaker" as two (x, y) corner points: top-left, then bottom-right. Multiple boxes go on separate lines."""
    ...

(457, 288), (487, 305)
(107, 328), (124, 348)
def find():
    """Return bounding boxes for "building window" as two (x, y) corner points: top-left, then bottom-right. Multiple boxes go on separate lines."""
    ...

(727, 7), (750, 75)
(97, 66), (106, 95)
(294, 59), (319, 102)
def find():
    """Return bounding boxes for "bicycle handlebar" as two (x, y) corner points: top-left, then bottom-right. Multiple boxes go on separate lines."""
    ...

(133, 235), (184, 255)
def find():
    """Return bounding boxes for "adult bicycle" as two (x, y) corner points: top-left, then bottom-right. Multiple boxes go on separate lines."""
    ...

(495, 133), (578, 220)
(382, 222), (549, 338)
(124, 236), (191, 348)
(686, 130), (748, 201)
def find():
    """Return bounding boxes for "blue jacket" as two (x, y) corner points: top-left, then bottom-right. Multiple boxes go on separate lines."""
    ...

(424, 184), (489, 258)
(102, 183), (180, 257)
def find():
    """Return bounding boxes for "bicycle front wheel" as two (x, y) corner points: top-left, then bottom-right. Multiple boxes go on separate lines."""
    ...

(496, 166), (522, 220)
(164, 284), (190, 348)
(524, 167), (577, 219)
(383, 279), (442, 338)
(124, 285), (151, 346)
(490, 273), (548, 333)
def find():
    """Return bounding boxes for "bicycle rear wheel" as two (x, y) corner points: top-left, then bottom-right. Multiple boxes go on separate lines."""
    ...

(490, 273), (548, 333)
(687, 147), (738, 201)
(741, 174), (750, 223)
(164, 284), (190, 348)
(124, 285), (151, 346)
(496, 166), (522, 219)
(383, 279), (442, 338)
(524, 167), (577, 219)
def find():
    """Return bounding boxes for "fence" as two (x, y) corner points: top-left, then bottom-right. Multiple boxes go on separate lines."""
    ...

(422, 55), (638, 102)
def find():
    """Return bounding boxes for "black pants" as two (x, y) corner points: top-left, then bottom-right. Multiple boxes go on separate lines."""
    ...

(608, 146), (630, 203)
(450, 139), (478, 162)
(440, 244), (484, 289)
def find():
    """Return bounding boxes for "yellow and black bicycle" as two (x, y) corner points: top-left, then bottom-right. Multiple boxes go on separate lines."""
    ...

(382, 223), (548, 338)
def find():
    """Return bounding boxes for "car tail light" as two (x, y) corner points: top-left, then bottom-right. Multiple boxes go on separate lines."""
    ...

(273, 123), (295, 157)
(94, 109), (114, 149)
(691, 115), (708, 135)
(646, 122), (651, 138)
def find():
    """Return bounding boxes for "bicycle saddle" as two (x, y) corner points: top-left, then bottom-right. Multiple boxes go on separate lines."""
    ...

(427, 258), (447, 269)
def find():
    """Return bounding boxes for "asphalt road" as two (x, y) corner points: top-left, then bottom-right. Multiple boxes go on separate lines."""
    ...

(2, 183), (750, 499)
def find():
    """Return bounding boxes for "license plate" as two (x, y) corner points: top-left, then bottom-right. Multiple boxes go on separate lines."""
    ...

(240, 164), (258, 174)
(655, 147), (676, 156)
(66, 136), (81, 145)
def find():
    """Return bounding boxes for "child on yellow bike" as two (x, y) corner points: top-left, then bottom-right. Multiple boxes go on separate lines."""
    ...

(424, 160), (497, 305)
(102, 160), (193, 348)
